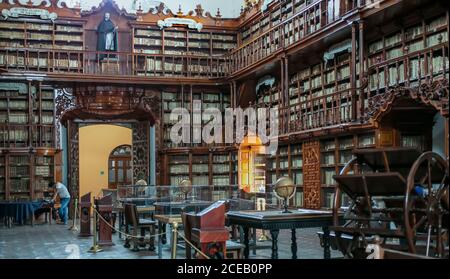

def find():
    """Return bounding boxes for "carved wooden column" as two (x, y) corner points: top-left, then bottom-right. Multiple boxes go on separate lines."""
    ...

(302, 141), (321, 209)
(351, 22), (358, 121)
(132, 121), (150, 183)
(359, 20), (365, 121)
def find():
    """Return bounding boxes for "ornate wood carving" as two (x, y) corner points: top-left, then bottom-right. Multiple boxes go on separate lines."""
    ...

(366, 79), (449, 122)
(67, 120), (79, 199)
(302, 141), (321, 209)
(132, 121), (149, 183)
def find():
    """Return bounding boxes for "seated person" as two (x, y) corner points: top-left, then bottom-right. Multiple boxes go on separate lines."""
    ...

(48, 181), (71, 225)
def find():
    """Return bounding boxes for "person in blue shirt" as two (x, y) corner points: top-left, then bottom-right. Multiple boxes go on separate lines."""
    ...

(48, 181), (71, 225)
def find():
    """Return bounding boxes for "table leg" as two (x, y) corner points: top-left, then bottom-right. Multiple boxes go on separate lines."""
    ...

(270, 229), (279, 259)
(158, 221), (163, 259)
(291, 229), (297, 259)
(118, 212), (123, 239)
(322, 226), (331, 259)
(252, 228), (257, 255)
(243, 227), (250, 259)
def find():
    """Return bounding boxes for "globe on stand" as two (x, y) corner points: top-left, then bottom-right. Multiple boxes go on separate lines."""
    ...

(179, 179), (193, 203)
(273, 177), (296, 213)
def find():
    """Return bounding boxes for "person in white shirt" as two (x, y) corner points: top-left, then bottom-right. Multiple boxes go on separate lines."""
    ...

(49, 181), (71, 225)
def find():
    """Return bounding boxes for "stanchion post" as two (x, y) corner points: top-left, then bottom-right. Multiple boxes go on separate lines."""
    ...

(171, 222), (178, 259)
(88, 205), (103, 253)
(69, 198), (79, 231)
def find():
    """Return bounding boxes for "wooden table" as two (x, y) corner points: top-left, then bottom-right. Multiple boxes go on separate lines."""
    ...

(226, 209), (340, 259)
(154, 214), (182, 259)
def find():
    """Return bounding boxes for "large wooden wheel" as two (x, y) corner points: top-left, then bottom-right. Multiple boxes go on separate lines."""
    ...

(405, 152), (449, 258)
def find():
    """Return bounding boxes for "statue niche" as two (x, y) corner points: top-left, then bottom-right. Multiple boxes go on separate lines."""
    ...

(97, 13), (119, 61)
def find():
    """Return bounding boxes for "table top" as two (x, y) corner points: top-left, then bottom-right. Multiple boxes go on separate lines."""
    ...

(226, 209), (340, 230)
(154, 201), (213, 208)
(154, 214), (182, 225)
(114, 205), (155, 212)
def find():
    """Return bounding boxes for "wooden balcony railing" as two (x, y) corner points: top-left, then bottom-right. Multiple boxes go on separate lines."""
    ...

(0, 48), (229, 79)
(225, 0), (358, 75)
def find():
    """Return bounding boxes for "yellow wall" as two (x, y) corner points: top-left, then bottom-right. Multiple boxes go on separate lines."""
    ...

(79, 124), (132, 198)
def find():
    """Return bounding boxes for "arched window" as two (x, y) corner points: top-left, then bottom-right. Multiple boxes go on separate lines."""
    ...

(108, 145), (132, 189)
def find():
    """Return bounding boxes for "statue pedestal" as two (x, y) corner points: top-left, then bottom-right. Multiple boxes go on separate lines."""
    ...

(100, 57), (119, 75)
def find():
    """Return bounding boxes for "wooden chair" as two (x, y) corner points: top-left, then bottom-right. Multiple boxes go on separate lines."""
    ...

(123, 203), (156, 252)
(226, 240), (245, 259)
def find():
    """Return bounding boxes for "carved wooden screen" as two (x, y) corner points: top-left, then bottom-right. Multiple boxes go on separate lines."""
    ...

(67, 121), (79, 201)
(132, 122), (150, 183)
(302, 141), (321, 209)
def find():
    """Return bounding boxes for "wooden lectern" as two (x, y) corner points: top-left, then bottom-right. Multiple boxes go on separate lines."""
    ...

(79, 192), (92, 237)
(95, 194), (114, 246)
(182, 201), (229, 259)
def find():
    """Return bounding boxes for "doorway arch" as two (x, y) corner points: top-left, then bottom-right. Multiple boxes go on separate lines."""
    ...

(108, 144), (132, 190)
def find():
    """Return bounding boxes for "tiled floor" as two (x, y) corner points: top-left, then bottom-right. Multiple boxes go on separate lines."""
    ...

(0, 221), (342, 259)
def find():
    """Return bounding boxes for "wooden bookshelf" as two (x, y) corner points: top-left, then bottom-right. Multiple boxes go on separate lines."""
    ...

(367, 13), (449, 93)
(168, 154), (190, 186)
(161, 89), (231, 149)
(318, 133), (376, 208)
(0, 155), (5, 201)
(0, 18), (84, 70)
(289, 51), (352, 131)
(132, 25), (237, 76)
(0, 81), (56, 201)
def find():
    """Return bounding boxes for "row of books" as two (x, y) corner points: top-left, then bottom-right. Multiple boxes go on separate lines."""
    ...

(9, 156), (29, 165)
(35, 166), (51, 177)
(212, 176), (230, 186)
(169, 164), (189, 174)
(10, 180), (30, 192)
(322, 169), (337, 186)
(3, 100), (27, 109)
(212, 164), (230, 173)
(135, 37), (162, 45)
(322, 153), (335, 165)
(35, 156), (52, 165)
(192, 164), (208, 173)
(165, 40), (187, 47)
(54, 34), (82, 42)
(0, 41), (24, 48)
(135, 48), (161, 54)
(10, 166), (29, 176)
(192, 175), (209, 186)
(188, 41), (210, 48)
(0, 130), (29, 142)
(0, 31), (24, 39)
(135, 29), (161, 37)
(401, 135), (425, 150)
(213, 155), (229, 163)
(212, 42), (236, 50)
(1, 22), (82, 33)
(28, 33), (52, 40)
(55, 25), (83, 32)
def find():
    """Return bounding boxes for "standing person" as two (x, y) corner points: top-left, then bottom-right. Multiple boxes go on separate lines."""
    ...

(48, 181), (71, 225)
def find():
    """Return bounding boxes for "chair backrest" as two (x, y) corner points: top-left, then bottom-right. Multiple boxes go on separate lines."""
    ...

(124, 203), (138, 227)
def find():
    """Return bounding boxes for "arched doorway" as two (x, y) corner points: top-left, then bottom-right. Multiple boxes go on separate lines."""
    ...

(238, 135), (266, 194)
(108, 145), (132, 190)
(56, 85), (160, 206)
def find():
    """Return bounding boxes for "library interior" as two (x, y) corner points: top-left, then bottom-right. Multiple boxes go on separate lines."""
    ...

(0, 0), (448, 260)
